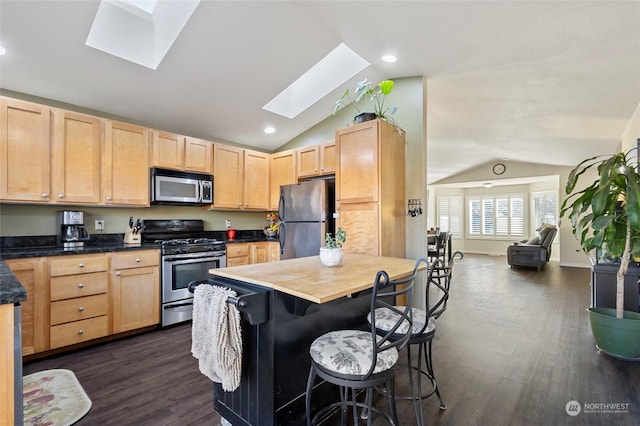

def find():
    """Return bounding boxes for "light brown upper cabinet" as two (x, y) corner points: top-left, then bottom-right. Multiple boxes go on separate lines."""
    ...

(319, 140), (336, 175)
(243, 149), (270, 210)
(103, 120), (150, 206)
(184, 137), (213, 174)
(51, 110), (103, 204)
(296, 140), (336, 179)
(269, 149), (297, 210)
(151, 130), (184, 170)
(335, 119), (405, 258)
(0, 98), (51, 202)
(213, 144), (269, 210)
(0, 100), (103, 204)
(151, 131), (213, 174)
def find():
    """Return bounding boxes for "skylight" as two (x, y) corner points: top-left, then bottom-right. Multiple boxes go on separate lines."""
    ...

(263, 43), (370, 119)
(86, 0), (200, 70)
(123, 0), (158, 15)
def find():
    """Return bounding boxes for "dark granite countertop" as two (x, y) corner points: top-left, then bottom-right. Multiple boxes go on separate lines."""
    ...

(0, 231), (278, 305)
(0, 242), (162, 260)
(0, 258), (27, 305)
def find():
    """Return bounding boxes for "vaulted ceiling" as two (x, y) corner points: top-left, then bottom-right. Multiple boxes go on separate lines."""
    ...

(1, 1), (639, 183)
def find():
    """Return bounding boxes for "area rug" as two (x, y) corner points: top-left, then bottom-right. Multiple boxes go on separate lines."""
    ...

(23, 369), (92, 426)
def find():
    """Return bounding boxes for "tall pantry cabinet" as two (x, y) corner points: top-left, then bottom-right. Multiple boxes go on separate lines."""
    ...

(335, 119), (406, 258)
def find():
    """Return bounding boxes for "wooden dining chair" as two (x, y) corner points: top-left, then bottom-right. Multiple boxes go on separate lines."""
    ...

(427, 231), (449, 261)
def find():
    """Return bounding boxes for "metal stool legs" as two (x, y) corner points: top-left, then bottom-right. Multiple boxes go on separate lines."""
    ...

(403, 339), (446, 426)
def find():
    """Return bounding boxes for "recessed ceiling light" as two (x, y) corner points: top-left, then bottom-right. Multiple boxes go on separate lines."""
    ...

(382, 54), (397, 63)
(0, 47), (6, 55)
(264, 127), (275, 134)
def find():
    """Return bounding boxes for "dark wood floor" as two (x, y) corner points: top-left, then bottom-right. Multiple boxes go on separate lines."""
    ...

(23, 254), (639, 425)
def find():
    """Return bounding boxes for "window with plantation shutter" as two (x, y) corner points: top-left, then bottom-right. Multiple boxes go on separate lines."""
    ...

(468, 194), (525, 238)
(469, 199), (481, 235)
(437, 196), (461, 236)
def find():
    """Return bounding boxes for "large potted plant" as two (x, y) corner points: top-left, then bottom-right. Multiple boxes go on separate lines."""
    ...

(560, 148), (640, 359)
(333, 78), (402, 131)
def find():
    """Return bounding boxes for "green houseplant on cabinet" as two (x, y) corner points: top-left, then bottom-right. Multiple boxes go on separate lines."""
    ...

(319, 228), (347, 267)
(560, 148), (640, 360)
(333, 78), (402, 131)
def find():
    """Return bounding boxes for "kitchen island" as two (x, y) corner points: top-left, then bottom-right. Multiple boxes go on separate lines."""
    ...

(203, 253), (423, 426)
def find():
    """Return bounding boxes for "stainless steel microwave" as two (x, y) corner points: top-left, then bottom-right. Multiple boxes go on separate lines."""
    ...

(150, 168), (213, 206)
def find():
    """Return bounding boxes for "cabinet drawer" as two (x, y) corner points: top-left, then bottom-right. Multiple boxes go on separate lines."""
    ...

(227, 244), (249, 258)
(50, 294), (108, 326)
(50, 315), (109, 349)
(227, 257), (249, 267)
(49, 254), (108, 276)
(50, 271), (108, 301)
(111, 250), (160, 270)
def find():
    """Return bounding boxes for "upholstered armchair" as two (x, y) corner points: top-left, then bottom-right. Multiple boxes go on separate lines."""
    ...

(507, 224), (558, 271)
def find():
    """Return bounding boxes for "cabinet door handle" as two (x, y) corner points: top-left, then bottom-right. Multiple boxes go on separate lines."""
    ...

(79, 263), (84, 268)
(116, 272), (121, 276)
(77, 330), (84, 335)
(106, 196), (112, 201)
(58, 194), (64, 198)
(78, 283), (84, 288)
(42, 193), (49, 198)
(78, 306), (84, 312)
(135, 258), (141, 263)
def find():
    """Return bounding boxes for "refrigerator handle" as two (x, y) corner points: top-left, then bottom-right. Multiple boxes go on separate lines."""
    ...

(278, 190), (285, 222)
(278, 190), (285, 254)
(278, 222), (285, 255)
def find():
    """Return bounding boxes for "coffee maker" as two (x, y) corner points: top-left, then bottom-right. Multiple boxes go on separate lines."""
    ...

(56, 211), (90, 248)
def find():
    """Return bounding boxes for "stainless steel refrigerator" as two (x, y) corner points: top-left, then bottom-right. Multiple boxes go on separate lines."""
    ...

(278, 179), (335, 259)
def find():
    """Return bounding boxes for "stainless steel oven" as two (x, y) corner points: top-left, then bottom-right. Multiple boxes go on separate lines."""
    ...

(162, 249), (226, 326)
(141, 219), (227, 327)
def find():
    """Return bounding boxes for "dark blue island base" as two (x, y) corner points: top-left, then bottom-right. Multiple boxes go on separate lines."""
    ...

(204, 277), (373, 426)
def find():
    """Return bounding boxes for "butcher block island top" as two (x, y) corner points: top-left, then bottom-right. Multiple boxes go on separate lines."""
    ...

(210, 253), (423, 304)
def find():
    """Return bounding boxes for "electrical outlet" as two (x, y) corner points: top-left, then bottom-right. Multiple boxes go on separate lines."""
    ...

(95, 220), (105, 231)
(225, 219), (231, 229)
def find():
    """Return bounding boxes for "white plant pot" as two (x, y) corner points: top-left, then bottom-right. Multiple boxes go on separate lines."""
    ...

(319, 247), (343, 267)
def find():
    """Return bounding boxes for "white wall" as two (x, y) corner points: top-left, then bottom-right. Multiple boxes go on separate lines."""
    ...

(621, 100), (640, 152)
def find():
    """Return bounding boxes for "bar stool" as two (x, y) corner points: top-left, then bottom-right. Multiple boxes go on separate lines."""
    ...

(368, 252), (463, 425)
(305, 258), (424, 425)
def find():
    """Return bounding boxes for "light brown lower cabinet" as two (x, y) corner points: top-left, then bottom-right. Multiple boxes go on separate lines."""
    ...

(6, 249), (161, 355)
(227, 243), (250, 266)
(111, 250), (160, 333)
(48, 254), (110, 350)
(227, 241), (280, 266)
(4, 257), (47, 355)
(50, 316), (110, 349)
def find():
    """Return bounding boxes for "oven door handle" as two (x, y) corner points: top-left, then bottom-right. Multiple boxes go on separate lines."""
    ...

(164, 255), (226, 264)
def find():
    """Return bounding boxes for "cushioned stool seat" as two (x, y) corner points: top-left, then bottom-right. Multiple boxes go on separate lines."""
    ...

(310, 330), (399, 376)
(368, 307), (435, 336)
